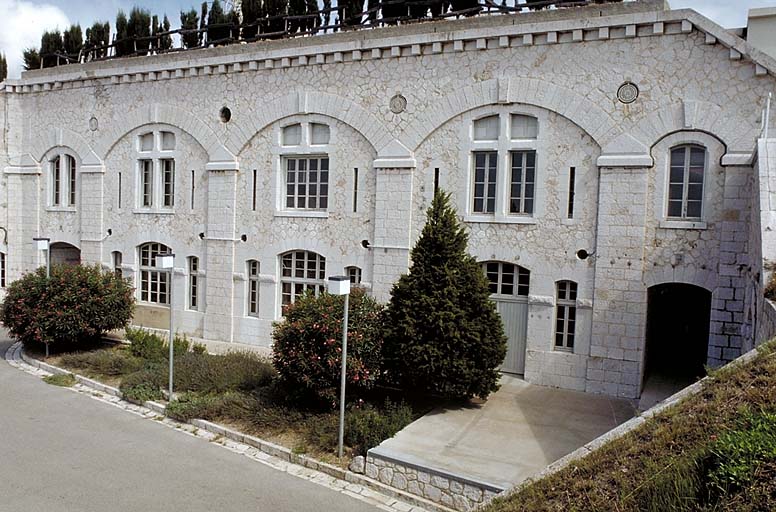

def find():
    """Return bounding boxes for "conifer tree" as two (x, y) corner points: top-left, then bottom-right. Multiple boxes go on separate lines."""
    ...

(382, 190), (507, 400)
(128, 7), (152, 54)
(0, 54), (7, 81)
(85, 21), (110, 60)
(23, 48), (41, 70)
(200, 2), (209, 45)
(160, 15), (173, 51)
(40, 30), (64, 68)
(241, 0), (263, 40)
(207, 0), (230, 44)
(63, 25), (83, 63)
(115, 10), (131, 57)
(180, 9), (200, 49)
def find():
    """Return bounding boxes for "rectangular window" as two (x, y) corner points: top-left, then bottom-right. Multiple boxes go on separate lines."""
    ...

(668, 146), (706, 219)
(347, 266), (362, 284)
(0, 252), (6, 288)
(285, 156), (329, 210)
(161, 159), (175, 208)
(567, 167), (576, 219)
(353, 167), (359, 213)
(189, 257), (199, 311)
(252, 169), (257, 211)
(555, 281), (578, 350)
(248, 260), (260, 316)
(52, 157), (61, 206)
(434, 168), (440, 194)
(509, 151), (536, 215)
(113, 252), (123, 277)
(118, 172), (122, 209)
(472, 151), (498, 214)
(190, 170), (195, 210)
(140, 160), (153, 207)
(68, 156), (76, 206)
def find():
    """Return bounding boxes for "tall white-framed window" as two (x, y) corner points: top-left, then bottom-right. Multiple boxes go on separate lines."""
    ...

(138, 242), (171, 305)
(279, 122), (331, 213)
(0, 252), (6, 288)
(112, 251), (123, 278)
(482, 261), (530, 298)
(466, 112), (539, 221)
(49, 152), (77, 208)
(247, 259), (260, 316)
(136, 130), (177, 210)
(346, 266), (362, 285)
(554, 280), (578, 351)
(188, 256), (199, 311)
(667, 145), (706, 220)
(280, 250), (326, 306)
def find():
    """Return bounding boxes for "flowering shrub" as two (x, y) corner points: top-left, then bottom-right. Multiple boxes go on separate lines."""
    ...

(2, 264), (134, 349)
(272, 288), (384, 406)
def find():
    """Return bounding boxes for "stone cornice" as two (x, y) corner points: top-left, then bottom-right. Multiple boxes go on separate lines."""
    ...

(1, 3), (772, 95)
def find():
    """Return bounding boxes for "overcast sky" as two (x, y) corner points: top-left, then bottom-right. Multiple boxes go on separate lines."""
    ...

(1, 0), (774, 78)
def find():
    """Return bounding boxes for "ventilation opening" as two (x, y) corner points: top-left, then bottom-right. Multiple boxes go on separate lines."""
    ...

(220, 106), (232, 123)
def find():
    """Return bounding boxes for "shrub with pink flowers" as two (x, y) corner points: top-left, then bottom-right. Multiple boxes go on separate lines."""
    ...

(272, 288), (384, 406)
(2, 264), (135, 350)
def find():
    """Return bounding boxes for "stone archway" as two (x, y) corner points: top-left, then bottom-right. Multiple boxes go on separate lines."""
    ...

(49, 242), (81, 266)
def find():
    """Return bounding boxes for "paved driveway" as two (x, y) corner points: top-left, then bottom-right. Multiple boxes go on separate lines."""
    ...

(0, 337), (377, 512)
(371, 375), (635, 489)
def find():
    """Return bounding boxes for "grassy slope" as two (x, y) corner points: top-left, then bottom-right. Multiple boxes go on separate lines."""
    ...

(485, 342), (776, 512)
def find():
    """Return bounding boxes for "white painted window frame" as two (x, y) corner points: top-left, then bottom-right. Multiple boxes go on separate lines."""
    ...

(47, 150), (78, 211)
(135, 130), (177, 213)
(138, 242), (171, 306)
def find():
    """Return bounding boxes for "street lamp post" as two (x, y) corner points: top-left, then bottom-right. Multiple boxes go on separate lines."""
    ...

(328, 275), (351, 458)
(33, 237), (51, 357)
(157, 252), (175, 400)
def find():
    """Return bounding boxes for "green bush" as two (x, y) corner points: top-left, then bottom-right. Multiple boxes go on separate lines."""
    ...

(119, 367), (165, 403)
(707, 411), (776, 496)
(172, 351), (275, 394)
(345, 399), (413, 456)
(272, 288), (384, 406)
(126, 327), (190, 361)
(382, 191), (507, 400)
(43, 373), (77, 387)
(60, 349), (143, 376)
(167, 391), (258, 422)
(2, 264), (134, 350)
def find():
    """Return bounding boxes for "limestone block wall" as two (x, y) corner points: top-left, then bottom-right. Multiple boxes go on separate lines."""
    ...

(0, 1), (775, 398)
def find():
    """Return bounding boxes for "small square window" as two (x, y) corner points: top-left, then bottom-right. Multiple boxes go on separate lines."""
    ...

(473, 115), (499, 141)
(510, 115), (538, 139)
(140, 133), (154, 152)
(310, 123), (330, 145)
(282, 124), (302, 146)
(161, 131), (176, 151)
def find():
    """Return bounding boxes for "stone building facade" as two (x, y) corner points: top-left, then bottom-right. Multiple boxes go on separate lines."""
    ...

(2, 0), (776, 399)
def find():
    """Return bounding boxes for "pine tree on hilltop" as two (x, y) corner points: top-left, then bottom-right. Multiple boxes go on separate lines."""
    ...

(382, 190), (507, 400)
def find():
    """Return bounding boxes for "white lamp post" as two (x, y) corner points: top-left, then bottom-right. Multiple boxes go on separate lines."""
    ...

(157, 252), (175, 400)
(328, 275), (351, 458)
(33, 237), (51, 278)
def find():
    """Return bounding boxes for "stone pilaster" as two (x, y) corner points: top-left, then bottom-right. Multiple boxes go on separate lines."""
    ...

(4, 158), (40, 282)
(588, 165), (650, 399)
(203, 163), (238, 343)
(371, 141), (416, 302)
(79, 163), (105, 264)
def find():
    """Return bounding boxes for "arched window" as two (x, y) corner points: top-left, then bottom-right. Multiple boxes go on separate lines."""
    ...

(668, 144), (706, 220)
(112, 251), (123, 277)
(280, 250), (326, 306)
(346, 266), (362, 285)
(49, 152), (77, 207)
(555, 280), (578, 351)
(247, 259), (260, 316)
(138, 242), (171, 305)
(482, 261), (530, 298)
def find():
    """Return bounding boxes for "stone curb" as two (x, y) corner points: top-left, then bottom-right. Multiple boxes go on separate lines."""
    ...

(16, 346), (450, 512)
(475, 345), (768, 509)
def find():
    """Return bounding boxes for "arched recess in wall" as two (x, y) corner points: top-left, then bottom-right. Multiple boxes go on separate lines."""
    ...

(29, 128), (102, 168)
(93, 104), (236, 166)
(229, 91), (395, 156)
(404, 77), (614, 152)
(618, 100), (744, 155)
(642, 266), (718, 293)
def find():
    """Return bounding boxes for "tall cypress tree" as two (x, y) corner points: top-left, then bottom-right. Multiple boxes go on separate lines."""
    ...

(180, 9), (200, 49)
(85, 21), (110, 60)
(115, 10), (130, 57)
(23, 48), (41, 70)
(160, 15), (173, 51)
(241, 0), (263, 40)
(63, 25), (83, 63)
(40, 30), (64, 68)
(0, 54), (7, 81)
(382, 190), (507, 400)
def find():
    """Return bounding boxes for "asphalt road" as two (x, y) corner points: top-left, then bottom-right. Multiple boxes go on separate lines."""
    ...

(0, 338), (377, 512)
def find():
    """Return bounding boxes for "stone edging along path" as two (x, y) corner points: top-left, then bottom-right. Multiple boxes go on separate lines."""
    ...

(4, 342), (451, 512)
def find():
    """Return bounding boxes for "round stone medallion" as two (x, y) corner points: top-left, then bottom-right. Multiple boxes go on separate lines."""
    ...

(389, 94), (407, 114)
(617, 82), (639, 104)
(88, 116), (99, 131)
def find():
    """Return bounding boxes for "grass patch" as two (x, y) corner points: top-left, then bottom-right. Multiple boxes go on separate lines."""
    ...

(484, 342), (776, 512)
(43, 373), (76, 387)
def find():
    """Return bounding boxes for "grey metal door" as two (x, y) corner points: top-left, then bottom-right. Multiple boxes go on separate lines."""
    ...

(495, 298), (529, 374)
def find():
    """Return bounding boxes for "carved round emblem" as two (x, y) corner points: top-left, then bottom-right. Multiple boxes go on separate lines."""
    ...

(88, 116), (99, 131)
(389, 94), (407, 114)
(617, 82), (639, 104)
